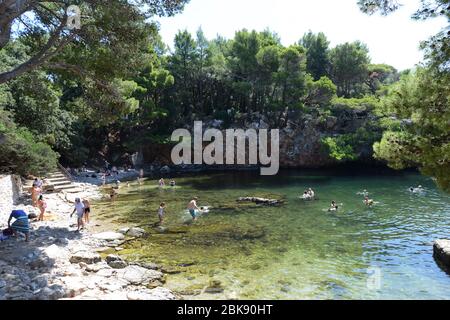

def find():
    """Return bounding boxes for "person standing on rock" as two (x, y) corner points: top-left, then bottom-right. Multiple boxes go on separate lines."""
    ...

(8, 209), (30, 242)
(37, 195), (47, 221)
(71, 198), (85, 232)
(82, 199), (91, 225)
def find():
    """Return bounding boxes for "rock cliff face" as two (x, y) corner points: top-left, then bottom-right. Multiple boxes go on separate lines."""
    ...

(141, 107), (380, 169)
(0, 175), (21, 218)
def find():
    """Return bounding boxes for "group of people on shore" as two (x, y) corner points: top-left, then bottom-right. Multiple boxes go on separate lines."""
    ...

(70, 198), (91, 232)
(1, 177), (93, 242)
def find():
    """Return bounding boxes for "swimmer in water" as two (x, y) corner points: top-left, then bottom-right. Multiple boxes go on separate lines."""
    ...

(301, 191), (311, 200)
(410, 185), (424, 193)
(328, 201), (338, 212)
(364, 196), (374, 206)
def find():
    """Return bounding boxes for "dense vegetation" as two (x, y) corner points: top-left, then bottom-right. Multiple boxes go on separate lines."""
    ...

(0, 0), (448, 192)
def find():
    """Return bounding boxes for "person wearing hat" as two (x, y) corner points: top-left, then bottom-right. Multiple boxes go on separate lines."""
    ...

(71, 198), (85, 231)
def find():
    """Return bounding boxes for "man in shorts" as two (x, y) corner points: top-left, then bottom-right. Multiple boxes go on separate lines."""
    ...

(71, 198), (85, 231)
(187, 197), (202, 221)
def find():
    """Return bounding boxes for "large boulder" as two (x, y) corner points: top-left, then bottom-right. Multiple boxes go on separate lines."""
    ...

(69, 251), (101, 265)
(63, 277), (88, 298)
(118, 227), (130, 235)
(92, 232), (125, 241)
(28, 256), (55, 270)
(118, 265), (164, 286)
(37, 284), (66, 300)
(106, 254), (128, 269)
(434, 239), (450, 268)
(127, 227), (146, 238)
(44, 244), (68, 261)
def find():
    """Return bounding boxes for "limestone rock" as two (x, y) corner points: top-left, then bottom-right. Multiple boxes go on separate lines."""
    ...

(118, 227), (130, 235)
(118, 265), (164, 285)
(69, 251), (101, 265)
(63, 277), (88, 298)
(434, 239), (450, 267)
(28, 256), (55, 270)
(85, 262), (110, 273)
(127, 287), (176, 300)
(92, 232), (125, 241)
(127, 227), (146, 237)
(204, 279), (224, 294)
(106, 254), (128, 269)
(237, 197), (283, 206)
(44, 244), (68, 260)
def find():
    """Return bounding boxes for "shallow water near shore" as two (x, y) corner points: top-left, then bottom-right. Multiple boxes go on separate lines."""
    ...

(94, 169), (450, 299)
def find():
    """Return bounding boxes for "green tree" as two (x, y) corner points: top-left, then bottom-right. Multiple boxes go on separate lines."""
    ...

(329, 41), (370, 98)
(300, 31), (330, 80)
(366, 64), (399, 94)
(0, 108), (58, 175)
(374, 68), (450, 192)
(304, 75), (337, 108)
(0, 0), (189, 84)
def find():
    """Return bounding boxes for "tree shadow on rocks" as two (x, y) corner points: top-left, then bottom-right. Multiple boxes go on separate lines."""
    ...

(0, 224), (83, 300)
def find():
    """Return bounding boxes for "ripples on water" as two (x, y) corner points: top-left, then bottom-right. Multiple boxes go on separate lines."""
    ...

(95, 169), (450, 299)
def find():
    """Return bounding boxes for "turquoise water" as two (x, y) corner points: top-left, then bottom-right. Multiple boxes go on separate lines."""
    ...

(95, 169), (450, 299)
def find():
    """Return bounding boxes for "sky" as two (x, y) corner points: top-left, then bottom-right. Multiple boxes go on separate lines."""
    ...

(156, 0), (447, 71)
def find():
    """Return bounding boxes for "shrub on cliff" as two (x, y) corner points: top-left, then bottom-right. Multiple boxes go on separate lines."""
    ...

(0, 109), (58, 176)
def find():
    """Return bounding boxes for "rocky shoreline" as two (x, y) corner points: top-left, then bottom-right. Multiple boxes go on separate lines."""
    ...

(0, 181), (178, 300)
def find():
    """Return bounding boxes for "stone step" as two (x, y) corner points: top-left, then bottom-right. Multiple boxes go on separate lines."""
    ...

(57, 186), (83, 193)
(48, 180), (72, 186)
(47, 177), (69, 182)
(47, 174), (66, 179)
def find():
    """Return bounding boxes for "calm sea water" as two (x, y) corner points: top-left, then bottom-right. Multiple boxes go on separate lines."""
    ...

(95, 169), (450, 299)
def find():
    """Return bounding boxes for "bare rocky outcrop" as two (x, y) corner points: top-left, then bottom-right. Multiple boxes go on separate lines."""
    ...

(237, 197), (284, 206)
(141, 109), (379, 169)
(434, 239), (450, 268)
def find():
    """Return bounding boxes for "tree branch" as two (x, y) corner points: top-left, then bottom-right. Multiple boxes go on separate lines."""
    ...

(0, 18), (68, 84)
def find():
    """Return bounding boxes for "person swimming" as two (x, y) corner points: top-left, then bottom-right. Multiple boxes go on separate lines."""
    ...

(328, 201), (338, 212)
(158, 178), (165, 188)
(410, 185), (424, 193)
(307, 188), (315, 199)
(364, 196), (374, 206)
(301, 191), (311, 200)
(170, 179), (176, 187)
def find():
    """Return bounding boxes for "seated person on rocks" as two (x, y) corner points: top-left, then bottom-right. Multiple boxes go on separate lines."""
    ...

(7, 209), (31, 242)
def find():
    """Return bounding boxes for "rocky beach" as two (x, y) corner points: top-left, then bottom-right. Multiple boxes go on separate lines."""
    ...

(0, 175), (177, 300)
